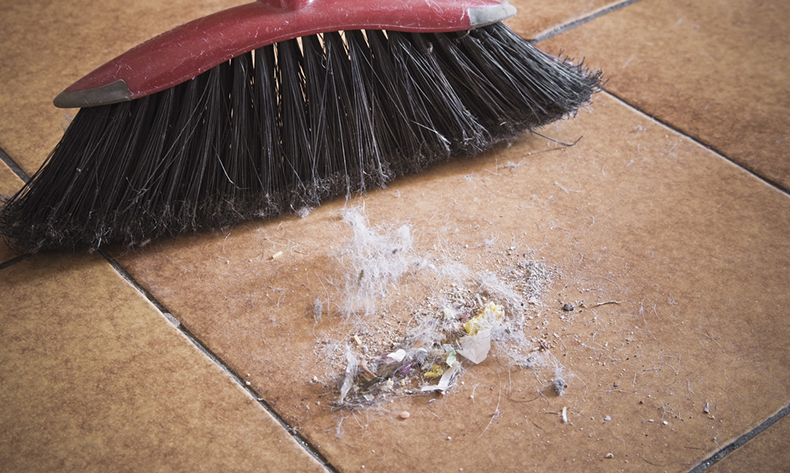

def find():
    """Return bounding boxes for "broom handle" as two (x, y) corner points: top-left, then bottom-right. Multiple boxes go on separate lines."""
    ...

(54, 0), (516, 108)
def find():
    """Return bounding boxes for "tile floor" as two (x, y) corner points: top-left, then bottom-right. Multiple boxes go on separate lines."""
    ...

(1, 0), (788, 471)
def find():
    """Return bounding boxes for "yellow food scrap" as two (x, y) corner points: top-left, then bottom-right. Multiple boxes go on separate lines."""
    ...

(423, 365), (444, 378)
(463, 302), (504, 335)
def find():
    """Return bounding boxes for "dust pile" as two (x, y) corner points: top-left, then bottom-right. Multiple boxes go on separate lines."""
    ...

(312, 208), (563, 409)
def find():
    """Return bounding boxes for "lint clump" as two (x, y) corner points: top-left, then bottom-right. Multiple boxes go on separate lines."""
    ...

(338, 208), (419, 317)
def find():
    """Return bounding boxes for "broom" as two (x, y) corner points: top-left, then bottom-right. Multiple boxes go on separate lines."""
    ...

(0, 0), (600, 252)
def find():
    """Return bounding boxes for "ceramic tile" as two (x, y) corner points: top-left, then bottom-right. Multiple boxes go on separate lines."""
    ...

(0, 160), (25, 263)
(115, 93), (790, 471)
(0, 0), (243, 176)
(0, 252), (325, 472)
(538, 0), (790, 189)
(708, 413), (790, 473)
(504, 0), (621, 39)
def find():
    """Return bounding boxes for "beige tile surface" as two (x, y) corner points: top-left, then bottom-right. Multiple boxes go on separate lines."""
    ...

(0, 253), (326, 472)
(504, 0), (621, 39)
(0, 160), (23, 198)
(116, 93), (790, 471)
(2, 0), (789, 470)
(708, 413), (790, 473)
(0, 0), (245, 176)
(0, 160), (24, 263)
(538, 0), (790, 190)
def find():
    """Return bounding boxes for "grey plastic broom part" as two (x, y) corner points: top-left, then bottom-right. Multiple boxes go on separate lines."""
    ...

(54, 79), (131, 109)
(468, 2), (517, 27)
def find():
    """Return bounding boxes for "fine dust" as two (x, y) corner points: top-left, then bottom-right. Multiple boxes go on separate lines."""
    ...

(309, 207), (574, 410)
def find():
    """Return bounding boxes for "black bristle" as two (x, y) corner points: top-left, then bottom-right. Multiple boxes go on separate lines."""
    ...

(253, 45), (286, 215)
(0, 22), (601, 252)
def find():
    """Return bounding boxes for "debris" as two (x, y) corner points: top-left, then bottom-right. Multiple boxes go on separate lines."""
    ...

(561, 406), (568, 423)
(388, 349), (407, 362)
(421, 363), (463, 393)
(594, 300), (622, 307)
(424, 365), (444, 379)
(457, 329), (492, 364)
(296, 207), (313, 218)
(703, 402), (710, 414)
(605, 453), (614, 459)
(445, 347), (458, 367)
(339, 348), (359, 405)
(400, 411), (411, 420)
(562, 303), (574, 312)
(604, 415), (612, 422)
(313, 299), (323, 322)
(271, 251), (283, 260)
(553, 377), (567, 396)
(478, 272), (524, 315)
(463, 302), (504, 335)
(339, 208), (416, 316)
(319, 208), (561, 409)
(358, 361), (377, 379)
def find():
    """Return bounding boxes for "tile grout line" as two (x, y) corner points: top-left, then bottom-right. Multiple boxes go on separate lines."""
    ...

(0, 145), (30, 270)
(688, 402), (790, 472)
(99, 249), (340, 473)
(531, 0), (645, 42)
(0, 145), (30, 183)
(531, 1), (790, 197)
(603, 90), (790, 196)
(0, 254), (29, 270)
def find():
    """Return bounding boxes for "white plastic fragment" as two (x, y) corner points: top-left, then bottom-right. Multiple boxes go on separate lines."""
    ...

(339, 348), (359, 404)
(456, 329), (492, 364)
(387, 349), (407, 362)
